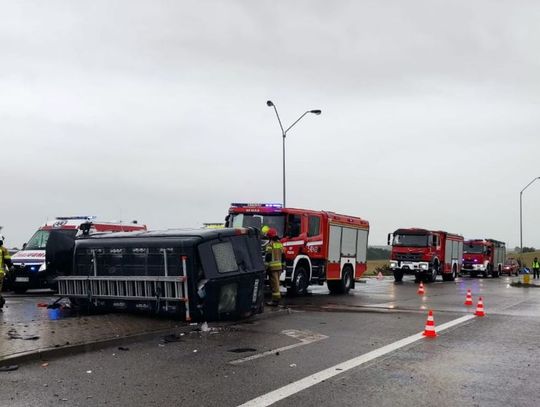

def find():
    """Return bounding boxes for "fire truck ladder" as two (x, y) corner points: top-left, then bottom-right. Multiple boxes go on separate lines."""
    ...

(56, 254), (191, 321)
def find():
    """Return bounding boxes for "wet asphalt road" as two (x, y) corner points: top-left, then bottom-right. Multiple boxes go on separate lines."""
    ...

(2, 275), (540, 407)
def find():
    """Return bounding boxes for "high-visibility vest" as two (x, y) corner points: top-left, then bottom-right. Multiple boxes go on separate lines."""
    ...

(0, 247), (10, 275)
(533, 260), (540, 269)
(265, 241), (284, 271)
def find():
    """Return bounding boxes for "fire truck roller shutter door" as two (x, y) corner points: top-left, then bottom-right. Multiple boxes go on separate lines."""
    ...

(327, 225), (342, 280)
(444, 238), (452, 273)
(339, 227), (357, 278)
(355, 229), (368, 280)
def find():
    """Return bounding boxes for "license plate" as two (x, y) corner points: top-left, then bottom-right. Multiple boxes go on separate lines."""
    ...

(15, 277), (29, 283)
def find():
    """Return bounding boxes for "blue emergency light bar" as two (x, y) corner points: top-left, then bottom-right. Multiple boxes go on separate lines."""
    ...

(55, 216), (97, 221)
(230, 203), (283, 208)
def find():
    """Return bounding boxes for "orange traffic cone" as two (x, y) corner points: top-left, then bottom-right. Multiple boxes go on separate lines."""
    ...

(475, 297), (485, 317)
(417, 281), (425, 295)
(422, 310), (437, 337)
(464, 289), (473, 306)
(377, 271), (384, 280)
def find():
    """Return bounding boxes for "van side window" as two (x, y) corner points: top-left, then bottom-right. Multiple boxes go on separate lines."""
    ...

(212, 241), (238, 273)
(308, 216), (321, 237)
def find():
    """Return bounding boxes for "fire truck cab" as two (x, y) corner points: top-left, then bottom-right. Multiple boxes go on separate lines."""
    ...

(462, 239), (506, 278)
(9, 216), (146, 293)
(226, 203), (370, 295)
(388, 228), (464, 283)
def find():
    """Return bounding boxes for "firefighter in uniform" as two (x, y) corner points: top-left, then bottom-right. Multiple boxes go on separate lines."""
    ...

(533, 257), (540, 279)
(265, 228), (284, 306)
(0, 235), (13, 311)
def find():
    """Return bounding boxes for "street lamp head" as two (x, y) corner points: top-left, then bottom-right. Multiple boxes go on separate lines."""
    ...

(266, 100), (274, 107)
(310, 109), (322, 115)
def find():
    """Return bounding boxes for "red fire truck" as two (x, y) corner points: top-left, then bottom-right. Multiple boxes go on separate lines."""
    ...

(462, 239), (506, 278)
(388, 228), (464, 283)
(226, 203), (370, 295)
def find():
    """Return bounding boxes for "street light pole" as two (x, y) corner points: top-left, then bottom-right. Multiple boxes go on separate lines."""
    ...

(520, 176), (540, 253)
(266, 100), (321, 207)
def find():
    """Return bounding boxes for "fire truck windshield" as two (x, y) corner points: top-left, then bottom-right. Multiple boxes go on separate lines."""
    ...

(392, 234), (428, 247)
(463, 244), (485, 254)
(229, 214), (285, 237)
(25, 229), (78, 250)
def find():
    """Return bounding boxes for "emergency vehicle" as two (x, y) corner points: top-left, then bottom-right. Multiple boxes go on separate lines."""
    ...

(462, 239), (506, 278)
(226, 203), (370, 295)
(9, 216), (146, 293)
(56, 228), (265, 321)
(388, 228), (464, 283)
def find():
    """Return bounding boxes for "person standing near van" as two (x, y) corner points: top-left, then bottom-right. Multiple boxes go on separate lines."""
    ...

(533, 257), (540, 279)
(0, 236), (13, 311)
(265, 228), (284, 306)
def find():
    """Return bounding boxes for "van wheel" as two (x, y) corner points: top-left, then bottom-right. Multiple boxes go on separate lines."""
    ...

(493, 266), (500, 278)
(14, 287), (28, 295)
(288, 266), (309, 296)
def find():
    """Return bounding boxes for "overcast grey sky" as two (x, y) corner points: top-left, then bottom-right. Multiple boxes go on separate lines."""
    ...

(1, 0), (539, 248)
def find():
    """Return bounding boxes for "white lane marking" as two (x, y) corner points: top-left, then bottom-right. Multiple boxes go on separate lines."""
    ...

(237, 314), (475, 407)
(229, 329), (328, 365)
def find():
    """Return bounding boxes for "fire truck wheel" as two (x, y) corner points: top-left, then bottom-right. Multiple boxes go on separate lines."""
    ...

(341, 268), (353, 294)
(493, 266), (500, 278)
(288, 266), (309, 297)
(426, 264), (438, 283)
(393, 270), (404, 282)
(328, 268), (353, 294)
(443, 265), (457, 281)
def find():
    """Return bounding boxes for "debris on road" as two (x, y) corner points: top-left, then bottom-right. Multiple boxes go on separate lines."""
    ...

(162, 333), (183, 343)
(289, 364), (297, 368)
(118, 346), (130, 351)
(7, 328), (40, 341)
(0, 365), (19, 372)
(41, 363), (49, 368)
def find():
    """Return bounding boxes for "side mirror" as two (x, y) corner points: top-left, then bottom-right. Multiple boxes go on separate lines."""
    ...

(387, 234), (391, 246)
(22, 243), (27, 250)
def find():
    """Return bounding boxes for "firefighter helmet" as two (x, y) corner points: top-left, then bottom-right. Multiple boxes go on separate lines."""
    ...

(266, 228), (277, 238)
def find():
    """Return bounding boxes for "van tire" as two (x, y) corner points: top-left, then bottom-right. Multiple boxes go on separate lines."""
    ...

(13, 287), (28, 295)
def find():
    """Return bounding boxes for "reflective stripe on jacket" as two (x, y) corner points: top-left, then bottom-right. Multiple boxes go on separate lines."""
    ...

(0, 246), (10, 274)
(265, 241), (284, 271)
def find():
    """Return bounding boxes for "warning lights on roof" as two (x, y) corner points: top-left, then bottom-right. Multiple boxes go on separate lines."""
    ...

(56, 216), (97, 221)
(230, 203), (283, 209)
